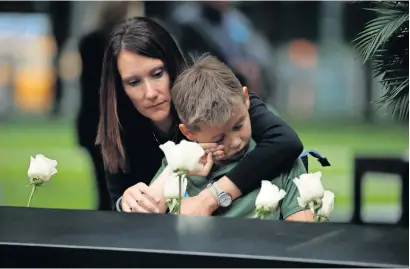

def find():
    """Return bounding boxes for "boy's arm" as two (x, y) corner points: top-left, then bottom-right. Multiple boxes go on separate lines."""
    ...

(280, 161), (314, 222)
(286, 209), (314, 222)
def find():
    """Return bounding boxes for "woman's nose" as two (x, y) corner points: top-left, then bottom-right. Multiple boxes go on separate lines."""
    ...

(144, 81), (158, 99)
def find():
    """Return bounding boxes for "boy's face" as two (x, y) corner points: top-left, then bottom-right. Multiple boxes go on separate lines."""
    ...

(180, 87), (252, 161)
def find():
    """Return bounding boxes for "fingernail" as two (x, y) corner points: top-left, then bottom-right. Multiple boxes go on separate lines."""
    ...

(154, 209), (159, 213)
(156, 198), (160, 203)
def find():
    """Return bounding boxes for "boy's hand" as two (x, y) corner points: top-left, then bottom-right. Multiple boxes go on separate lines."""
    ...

(180, 190), (218, 216)
(200, 143), (225, 161)
(188, 152), (214, 177)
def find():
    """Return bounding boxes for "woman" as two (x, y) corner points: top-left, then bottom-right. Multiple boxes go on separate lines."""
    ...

(96, 17), (303, 214)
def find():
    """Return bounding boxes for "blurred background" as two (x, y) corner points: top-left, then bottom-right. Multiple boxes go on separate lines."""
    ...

(0, 1), (408, 223)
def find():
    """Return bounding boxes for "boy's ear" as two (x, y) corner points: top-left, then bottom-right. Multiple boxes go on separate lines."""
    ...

(243, 86), (250, 109)
(179, 124), (197, 141)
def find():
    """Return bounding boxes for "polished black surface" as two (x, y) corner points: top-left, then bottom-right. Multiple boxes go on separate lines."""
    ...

(0, 206), (408, 267)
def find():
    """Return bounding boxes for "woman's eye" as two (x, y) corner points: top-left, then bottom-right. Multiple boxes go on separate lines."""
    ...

(128, 80), (140, 87)
(152, 69), (164, 78)
(215, 137), (224, 144)
(233, 124), (243, 131)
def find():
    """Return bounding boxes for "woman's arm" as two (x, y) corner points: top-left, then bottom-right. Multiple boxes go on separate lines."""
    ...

(183, 91), (304, 215)
(106, 170), (133, 210)
(223, 91), (304, 194)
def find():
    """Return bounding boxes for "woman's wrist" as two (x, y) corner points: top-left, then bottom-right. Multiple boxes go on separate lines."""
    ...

(116, 196), (123, 212)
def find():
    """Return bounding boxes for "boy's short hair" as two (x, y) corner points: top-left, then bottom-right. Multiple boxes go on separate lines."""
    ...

(171, 54), (245, 130)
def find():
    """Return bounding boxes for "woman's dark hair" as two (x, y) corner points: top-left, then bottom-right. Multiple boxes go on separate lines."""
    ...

(96, 17), (187, 173)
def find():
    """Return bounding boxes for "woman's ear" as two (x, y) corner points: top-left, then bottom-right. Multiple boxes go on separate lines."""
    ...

(179, 124), (197, 141)
(243, 86), (250, 109)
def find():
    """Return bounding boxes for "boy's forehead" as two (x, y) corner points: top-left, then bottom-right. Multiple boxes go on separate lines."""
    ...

(198, 104), (248, 133)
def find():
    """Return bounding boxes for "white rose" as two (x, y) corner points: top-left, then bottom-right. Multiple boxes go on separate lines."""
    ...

(27, 154), (58, 184)
(255, 181), (286, 211)
(317, 190), (335, 218)
(293, 171), (325, 208)
(159, 140), (205, 172)
(164, 173), (188, 199)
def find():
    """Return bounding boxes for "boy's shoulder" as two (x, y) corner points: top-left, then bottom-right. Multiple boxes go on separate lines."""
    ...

(287, 158), (307, 178)
(150, 157), (169, 184)
(272, 158), (307, 189)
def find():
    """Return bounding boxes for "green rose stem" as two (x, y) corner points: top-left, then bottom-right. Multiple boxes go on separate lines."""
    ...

(178, 175), (182, 215)
(255, 207), (271, 220)
(175, 169), (188, 215)
(308, 199), (323, 222)
(27, 184), (36, 207)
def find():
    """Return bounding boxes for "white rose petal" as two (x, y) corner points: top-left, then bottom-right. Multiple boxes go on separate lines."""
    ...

(164, 173), (188, 199)
(293, 171), (325, 208)
(317, 190), (335, 218)
(255, 180), (286, 211)
(159, 140), (204, 172)
(28, 154), (58, 184)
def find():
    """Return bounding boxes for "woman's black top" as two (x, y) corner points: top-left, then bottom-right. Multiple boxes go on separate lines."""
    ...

(105, 92), (303, 209)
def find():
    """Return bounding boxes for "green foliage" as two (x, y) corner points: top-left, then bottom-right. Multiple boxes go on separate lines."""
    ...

(353, 1), (409, 121)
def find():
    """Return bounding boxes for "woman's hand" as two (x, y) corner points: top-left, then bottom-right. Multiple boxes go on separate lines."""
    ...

(200, 143), (225, 161)
(121, 182), (161, 213)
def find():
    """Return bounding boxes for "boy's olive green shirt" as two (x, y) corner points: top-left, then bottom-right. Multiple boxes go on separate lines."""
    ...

(151, 140), (307, 220)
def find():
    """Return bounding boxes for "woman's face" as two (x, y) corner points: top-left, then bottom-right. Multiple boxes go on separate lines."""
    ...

(117, 49), (172, 124)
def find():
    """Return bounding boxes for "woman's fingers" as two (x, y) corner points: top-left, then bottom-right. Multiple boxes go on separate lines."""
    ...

(129, 189), (159, 213)
(140, 194), (161, 213)
(122, 183), (160, 213)
(136, 183), (161, 203)
(122, 196), (148, 213)
(121, 200), (132, 212)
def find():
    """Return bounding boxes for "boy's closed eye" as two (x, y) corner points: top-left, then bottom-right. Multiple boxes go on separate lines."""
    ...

(232, 123), (243, 131)
(213, 124), (243, 144)
(215, 136), (224, 144)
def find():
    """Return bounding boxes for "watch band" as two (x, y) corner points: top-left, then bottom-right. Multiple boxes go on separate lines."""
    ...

(207, 181), (219, 201)
(207, 181), (232, 208)
(212, 181), (224, 195)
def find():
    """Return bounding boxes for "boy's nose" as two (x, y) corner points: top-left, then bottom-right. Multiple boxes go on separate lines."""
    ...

(229, 137), (242, 150)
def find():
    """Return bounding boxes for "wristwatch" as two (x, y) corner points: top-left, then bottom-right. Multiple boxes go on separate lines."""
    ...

(207, 181), (232, 207)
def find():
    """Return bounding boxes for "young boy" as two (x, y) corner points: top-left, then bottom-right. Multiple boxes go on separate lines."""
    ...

(150, 55), (313, 221)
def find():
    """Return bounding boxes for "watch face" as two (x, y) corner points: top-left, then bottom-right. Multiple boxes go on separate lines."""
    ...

(219, 193), (232, 207)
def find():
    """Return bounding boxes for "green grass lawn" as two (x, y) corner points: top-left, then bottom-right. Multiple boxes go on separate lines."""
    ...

(293, 121), (408, 210)
(0, 119), (408, 212)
